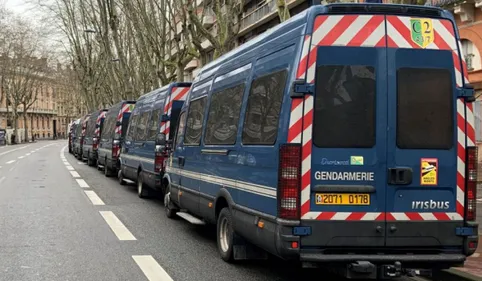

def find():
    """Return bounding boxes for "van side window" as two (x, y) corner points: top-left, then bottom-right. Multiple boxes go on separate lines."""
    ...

(242, 70), (287, 145)
(126, 114), (138, 142)
(136, 111), (150, 141)
(174, 112), (186, 149)
(313, 65), (376, 148)
(397, 68), (453, 149)
(205, 84), (245, 145)
(147, 109), (162, 141)
(184, 97), (207, 145)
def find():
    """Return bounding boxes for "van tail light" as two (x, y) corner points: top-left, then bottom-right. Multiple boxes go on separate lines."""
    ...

(154, 145), (166, 173)
(112, 140), (120, 158)
(466, 146), (478, 221)
(93, 138), (98, 150)
(278, 144), (301, 220)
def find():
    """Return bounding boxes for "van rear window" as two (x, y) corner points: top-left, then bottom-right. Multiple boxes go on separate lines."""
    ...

(397, 68), (453, 149)
(313, 65), (376, 148)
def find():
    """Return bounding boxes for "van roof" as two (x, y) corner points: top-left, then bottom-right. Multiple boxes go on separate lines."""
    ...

(194, 3), (453, 83)
(137, 82), (192, 103)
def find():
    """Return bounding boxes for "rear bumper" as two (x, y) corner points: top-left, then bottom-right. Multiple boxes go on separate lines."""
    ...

(299, 253), (466, 264)
(270, 220), (477, 268)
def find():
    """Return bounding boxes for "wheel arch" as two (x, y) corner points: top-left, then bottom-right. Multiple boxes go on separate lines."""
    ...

(215, 188), (235, 220)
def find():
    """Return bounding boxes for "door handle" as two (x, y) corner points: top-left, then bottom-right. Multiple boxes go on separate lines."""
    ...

(178, 156), (185, 167)
(388, 167), (413, 185)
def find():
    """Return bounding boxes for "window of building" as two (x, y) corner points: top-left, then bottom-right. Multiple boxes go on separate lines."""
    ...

(184, 97), (207, 145)
(461, 39), (481, 71)
(242, 70), (287, 145)
(205, 84), (245, 145)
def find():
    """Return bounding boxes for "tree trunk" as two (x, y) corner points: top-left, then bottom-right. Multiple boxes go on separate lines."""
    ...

(12, 107), (18, 144)
(23, 104), (28, 142)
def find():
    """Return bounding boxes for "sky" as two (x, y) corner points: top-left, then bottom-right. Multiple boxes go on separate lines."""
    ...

(5, 0), (31, 15)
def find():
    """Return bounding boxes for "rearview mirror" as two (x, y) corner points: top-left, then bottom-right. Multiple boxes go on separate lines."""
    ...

(160, 114), (170, 122)
(459, 84), (476, 102)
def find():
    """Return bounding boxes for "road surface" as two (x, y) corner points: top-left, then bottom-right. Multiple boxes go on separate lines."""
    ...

(0, 141), (478, 281)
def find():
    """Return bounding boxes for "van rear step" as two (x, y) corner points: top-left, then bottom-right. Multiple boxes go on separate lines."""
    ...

(176, 212), (206, 225)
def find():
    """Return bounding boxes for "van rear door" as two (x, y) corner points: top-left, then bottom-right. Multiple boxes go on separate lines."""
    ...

(384, 16), (464, 248)
(299, 14), (388, 248)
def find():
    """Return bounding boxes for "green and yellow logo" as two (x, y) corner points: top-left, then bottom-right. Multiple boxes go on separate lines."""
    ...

(410, 18), (434, 48)
(350, 156), (364, 166)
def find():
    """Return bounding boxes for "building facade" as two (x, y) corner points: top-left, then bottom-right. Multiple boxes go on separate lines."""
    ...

(0, 62), (80, 143)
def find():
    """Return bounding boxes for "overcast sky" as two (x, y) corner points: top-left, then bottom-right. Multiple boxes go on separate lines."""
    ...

(5, 0), (30, 15)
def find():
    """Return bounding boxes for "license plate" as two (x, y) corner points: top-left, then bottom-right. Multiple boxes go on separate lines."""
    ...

(315, 193), (370, 205)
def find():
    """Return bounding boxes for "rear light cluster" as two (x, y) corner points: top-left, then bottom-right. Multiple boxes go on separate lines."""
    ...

(154, 145), (166, 173)
(466, 146), (478, 221)
(93, 137), (98, 150)
(112, 140), (120, 158)
(278, 144), (302, 220)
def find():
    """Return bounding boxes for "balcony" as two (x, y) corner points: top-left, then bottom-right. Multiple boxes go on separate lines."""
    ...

(201, 25), (218, 50)
(239, 0), (277, 34)
(202, 9), (216, 28)
(0, 107), (57, 115)
(185, 59), (199, 71)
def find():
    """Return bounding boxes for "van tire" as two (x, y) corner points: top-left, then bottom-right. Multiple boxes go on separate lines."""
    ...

(164, 186), (178, 219)
(217, 207), (236, 262)
(87, 152), (94, 166)
(137, 171), (150, 198)
(118, 169), (126, 185)
(104, 158), (112, 177)
(96, 159), (102, 171)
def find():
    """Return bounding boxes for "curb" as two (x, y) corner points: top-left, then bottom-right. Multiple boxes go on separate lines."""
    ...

(433, 268), (482, 281)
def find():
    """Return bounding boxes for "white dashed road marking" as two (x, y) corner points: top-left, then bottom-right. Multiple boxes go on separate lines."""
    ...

(66, 166), (74, 171)
(0, 145), (30, 157)
(0, 177), (5, 184)
(84, 190), (105, 205)
(18, 156), (24, 159)
(100, 211), (136, 241)
(70, 171), (80, 178)
(6, 160), (15, 164)
(133, 255), (173, 281)
(26, 153), (30, 156)
(76, 179), (89, 188)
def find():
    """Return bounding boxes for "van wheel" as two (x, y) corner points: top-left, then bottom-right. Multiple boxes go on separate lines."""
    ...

(217, 207), (236, 262)
(96, 159), (102, 171)
(118, 169), (126, 185)
(87, 152), (94, 166)
(104, 158), (112, 177)
(137, 171), (150, 198)
(164, 186), (178, 219)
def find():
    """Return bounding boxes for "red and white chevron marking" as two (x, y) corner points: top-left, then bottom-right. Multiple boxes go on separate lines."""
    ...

(160, 86), (190, 139)
(115, 104), (134, 135)
(94, 111), (107, 137)
(81, 116), (89, 137)
(289, 15), (468, 221)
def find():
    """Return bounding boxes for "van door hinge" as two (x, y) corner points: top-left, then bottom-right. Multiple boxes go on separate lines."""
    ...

(291, 80), (314, 98)
(456, 227), (475, 236)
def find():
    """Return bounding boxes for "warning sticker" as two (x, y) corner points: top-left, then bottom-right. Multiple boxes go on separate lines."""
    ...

(421, 158), (438, 186)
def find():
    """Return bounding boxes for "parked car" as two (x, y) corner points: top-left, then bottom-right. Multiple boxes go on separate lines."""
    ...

(98, 100), (136, 177)
(82, 109), (108, 166)
(68, 119), (80, 154)
(161, 3), (478, 279)
(119, 82), (191, 197)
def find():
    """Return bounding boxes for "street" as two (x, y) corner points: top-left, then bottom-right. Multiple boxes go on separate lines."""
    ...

(0, 141), (479, 281)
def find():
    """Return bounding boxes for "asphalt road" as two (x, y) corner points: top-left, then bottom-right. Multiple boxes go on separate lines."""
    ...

(0, 141), (479, 281)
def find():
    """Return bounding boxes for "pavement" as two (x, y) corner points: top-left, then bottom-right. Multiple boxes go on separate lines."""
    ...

(0, 140), (479, 281)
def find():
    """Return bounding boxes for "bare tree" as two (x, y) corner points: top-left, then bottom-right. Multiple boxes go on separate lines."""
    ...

(277, 0), (291, 22)
(187, 0), (244, 59)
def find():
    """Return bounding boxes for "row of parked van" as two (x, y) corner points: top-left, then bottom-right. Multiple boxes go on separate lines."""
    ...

(68, 82), (191, 196)
(67, 3), (479, 279)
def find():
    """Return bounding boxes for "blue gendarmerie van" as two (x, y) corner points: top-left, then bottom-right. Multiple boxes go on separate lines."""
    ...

(162, 3), (479, 279)
(97, 100), (136, 177)
(120, 82), (191, 197)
